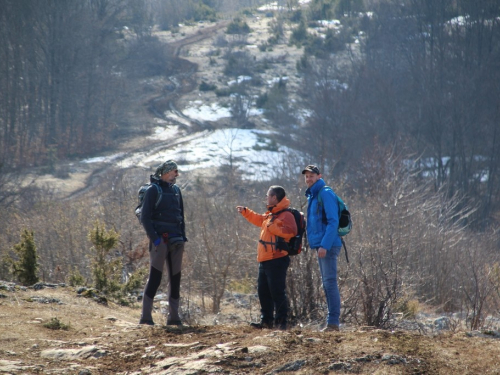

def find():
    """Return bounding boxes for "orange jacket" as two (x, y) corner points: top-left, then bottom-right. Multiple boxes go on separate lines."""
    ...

(240, 197), (298, 262)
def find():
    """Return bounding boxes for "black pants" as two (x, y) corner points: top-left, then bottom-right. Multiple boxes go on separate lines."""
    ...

(257, 256), (290, 326)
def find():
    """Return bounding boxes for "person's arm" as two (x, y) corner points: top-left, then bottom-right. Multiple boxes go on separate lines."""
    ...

(178, 186), (187, 241)
(319, 189), (339, 251)
(267, 211), (297, 240)
(140, 185), (161, 244)
(237, 206), (265, 227)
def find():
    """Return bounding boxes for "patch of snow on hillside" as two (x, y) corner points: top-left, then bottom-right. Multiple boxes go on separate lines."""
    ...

(144, 128), (286, 180)
(267, 76), (288, 87)
(228, 76), (252, 86)
(82, 153), (125, 164)
(183, 101), (231, 121)
(149, 125), (180, 141)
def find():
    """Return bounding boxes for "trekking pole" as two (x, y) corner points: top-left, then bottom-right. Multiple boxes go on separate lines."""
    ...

(341, 238), (349, 263)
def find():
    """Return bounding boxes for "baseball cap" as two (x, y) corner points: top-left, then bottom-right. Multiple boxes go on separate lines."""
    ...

(301, 165), (320, 174)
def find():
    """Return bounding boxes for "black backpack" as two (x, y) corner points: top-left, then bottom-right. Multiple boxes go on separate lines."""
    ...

(134, 182), (162, 223)
(275, 208), (306, 256)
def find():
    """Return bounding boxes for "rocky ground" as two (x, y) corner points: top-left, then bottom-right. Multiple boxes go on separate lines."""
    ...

(2, 282), (500, 374)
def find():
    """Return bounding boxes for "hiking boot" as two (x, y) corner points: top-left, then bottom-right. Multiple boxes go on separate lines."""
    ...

(166, 319), (182, 326)
(250, 321), (273, 329)
(275, 319), (287, 331)
(277, 323), (287, 331)
(321, 324), (340, 332)
(139, 318), (154, 326)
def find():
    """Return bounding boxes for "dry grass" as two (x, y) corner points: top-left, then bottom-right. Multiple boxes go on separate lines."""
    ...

(2, 285), (500, 374)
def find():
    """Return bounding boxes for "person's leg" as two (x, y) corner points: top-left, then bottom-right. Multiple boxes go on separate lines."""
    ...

(318, 246), (341, 326)
(266, 256), (290, 329)
(165, 241), (184, 324)
(257, 262), (274, 327)
(140, 241), (167, 323)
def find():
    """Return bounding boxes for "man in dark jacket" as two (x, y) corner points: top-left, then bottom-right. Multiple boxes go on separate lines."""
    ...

(139, 160), (187, 326)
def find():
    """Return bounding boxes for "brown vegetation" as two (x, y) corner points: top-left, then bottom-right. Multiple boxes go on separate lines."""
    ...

(2, 284), (500, 374)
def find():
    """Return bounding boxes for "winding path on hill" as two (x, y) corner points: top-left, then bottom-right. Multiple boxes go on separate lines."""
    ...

(65, 22), (228, 200)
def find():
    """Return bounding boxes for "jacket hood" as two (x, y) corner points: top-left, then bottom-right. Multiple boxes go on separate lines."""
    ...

(268, 196), (291, 214)
(150, 174), (160, 183)
(150, 174), (174, 188)
(305, 178), (326, 198)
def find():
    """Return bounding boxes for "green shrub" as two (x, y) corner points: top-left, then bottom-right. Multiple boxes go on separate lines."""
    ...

(226, 18), (251, 35)
(9, 229), (39, 286)
(228, 278), (254, 294)
(122, 267), (148, 294)
(88, 221), (121, 294)
(255, 93), (268, 108)
(296, 54), (310, 73)
(290, 20), (308, 46)
(199, 81), (217, 91)
(43, 317), (70, 330)
(193, 2), (217, 22)
(267, 35), (279, 45)
(395, 298), (420, 319)
(215, 88), (231, 97)
(223, 51), (254, 77)
(68, 267), (86, 287)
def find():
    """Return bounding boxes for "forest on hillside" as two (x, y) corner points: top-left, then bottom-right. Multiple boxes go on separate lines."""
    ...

(1, 0), (499, 223)
(1, 0), (500, 330)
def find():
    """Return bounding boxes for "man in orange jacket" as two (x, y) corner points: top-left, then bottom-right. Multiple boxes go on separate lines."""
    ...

(237, 185), (297, 330)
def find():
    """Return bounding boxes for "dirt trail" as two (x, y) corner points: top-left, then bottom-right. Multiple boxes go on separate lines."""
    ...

(65, 22), (228, 200)
(147, 21), (229, 131)
(2, 283), (500, 374)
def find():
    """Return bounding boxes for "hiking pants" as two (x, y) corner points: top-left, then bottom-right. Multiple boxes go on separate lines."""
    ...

(141, 240), (184, 322)
(257, 256), (290, 327)
(317, 246), (341, 326)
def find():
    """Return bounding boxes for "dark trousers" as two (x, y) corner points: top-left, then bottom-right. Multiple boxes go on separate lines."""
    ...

(257, 256), (290, 326)
(141, 240), (184, 322)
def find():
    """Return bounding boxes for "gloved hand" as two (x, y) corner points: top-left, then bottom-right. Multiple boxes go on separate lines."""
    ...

(153, 237), (161, 247)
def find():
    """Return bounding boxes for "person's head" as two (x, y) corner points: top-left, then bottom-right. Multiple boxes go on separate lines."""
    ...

(302, 164), (321, 188)
(155, 160), (179, 184)
(267, 185), (286, 206)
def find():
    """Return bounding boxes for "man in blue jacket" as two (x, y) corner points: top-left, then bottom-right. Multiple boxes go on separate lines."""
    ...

(302, 165), (341, 332)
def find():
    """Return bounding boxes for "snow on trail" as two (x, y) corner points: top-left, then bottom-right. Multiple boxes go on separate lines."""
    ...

(82, 98), (290, 180)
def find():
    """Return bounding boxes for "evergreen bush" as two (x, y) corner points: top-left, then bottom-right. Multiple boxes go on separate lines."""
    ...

(9, 229), (39, 286)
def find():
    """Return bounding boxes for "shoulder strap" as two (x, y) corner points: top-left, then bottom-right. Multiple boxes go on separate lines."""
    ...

(317, 186), (328, 220)
(273, 208), (291, 216)
(317, 186), (327, 206)
(152, 183), (162, 208)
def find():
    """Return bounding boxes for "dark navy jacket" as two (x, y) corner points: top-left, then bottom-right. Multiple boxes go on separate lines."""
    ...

(140, 175), (185, 244)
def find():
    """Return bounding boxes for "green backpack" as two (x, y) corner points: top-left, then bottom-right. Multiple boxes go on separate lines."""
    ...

(317, 187), (352, 262)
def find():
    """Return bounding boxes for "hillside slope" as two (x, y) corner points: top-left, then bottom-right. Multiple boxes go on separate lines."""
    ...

(1, 282), (500, 374)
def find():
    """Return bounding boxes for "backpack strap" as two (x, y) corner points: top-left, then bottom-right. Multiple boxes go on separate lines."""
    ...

(271, 208), (291, 218)
(152, 183), (162, 209)
(317, 187), (350, 263)
(269, 208), (292, 251)
(341, 238), (349, 264)
(317, 186), (328, 223)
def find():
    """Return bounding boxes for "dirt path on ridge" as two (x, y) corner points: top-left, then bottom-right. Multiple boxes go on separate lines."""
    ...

(64, 22), (228, 200)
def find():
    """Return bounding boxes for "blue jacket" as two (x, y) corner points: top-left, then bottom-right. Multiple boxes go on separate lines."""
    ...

(305, 178), (341, 250)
